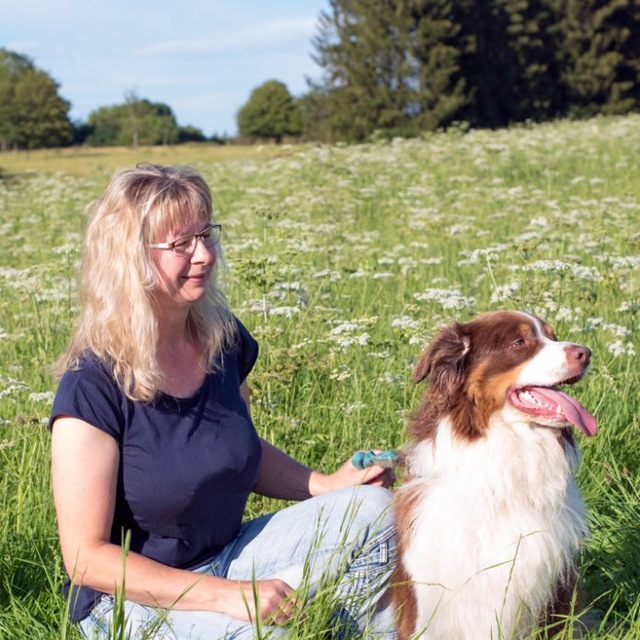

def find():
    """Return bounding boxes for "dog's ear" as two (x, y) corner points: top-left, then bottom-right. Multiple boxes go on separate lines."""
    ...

(413, 322), (470, 392)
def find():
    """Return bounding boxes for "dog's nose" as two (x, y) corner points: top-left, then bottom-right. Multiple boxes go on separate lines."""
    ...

(568, 345), (591, 366)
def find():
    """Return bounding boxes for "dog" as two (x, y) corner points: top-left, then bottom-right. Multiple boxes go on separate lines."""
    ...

(392, 311), (597, 640)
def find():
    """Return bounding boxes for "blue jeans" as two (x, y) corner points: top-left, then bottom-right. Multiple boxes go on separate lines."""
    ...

(79, 486), (397, 639)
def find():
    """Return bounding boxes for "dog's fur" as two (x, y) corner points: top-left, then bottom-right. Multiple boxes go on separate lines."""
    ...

(393, 311), (596, 640)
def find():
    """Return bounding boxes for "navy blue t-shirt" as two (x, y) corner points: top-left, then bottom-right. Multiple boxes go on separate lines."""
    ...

(50, 318), (262, 623)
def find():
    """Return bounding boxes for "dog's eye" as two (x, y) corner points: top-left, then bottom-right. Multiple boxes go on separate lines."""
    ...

(511, 338), (526, 348)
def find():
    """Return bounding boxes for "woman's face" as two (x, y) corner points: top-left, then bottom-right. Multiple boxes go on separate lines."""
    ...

(151, 220), (217, 312)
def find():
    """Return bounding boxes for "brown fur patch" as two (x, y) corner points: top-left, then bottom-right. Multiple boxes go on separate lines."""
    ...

(409, 312), (547, 443)
(393, 484), (424, 640)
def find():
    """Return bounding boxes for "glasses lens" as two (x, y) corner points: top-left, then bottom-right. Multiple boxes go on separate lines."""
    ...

(202, 225), (221, 247)
(172, 236), (194, 256)
(170, 225), (221, 256)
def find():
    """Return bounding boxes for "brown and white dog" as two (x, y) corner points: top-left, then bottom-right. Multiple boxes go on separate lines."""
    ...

(393, 311), (597, 640)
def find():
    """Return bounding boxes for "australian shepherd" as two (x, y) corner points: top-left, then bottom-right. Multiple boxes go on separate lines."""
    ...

(393, 311), (597, 639)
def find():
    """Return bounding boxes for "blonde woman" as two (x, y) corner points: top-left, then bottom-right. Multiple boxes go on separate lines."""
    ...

(50, 164), (397, 639)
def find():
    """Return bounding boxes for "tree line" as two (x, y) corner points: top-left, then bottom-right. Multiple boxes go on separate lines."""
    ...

(2, 0), (640, 149)
(0, 50), (213, 150)
(301, 0), (640, 141)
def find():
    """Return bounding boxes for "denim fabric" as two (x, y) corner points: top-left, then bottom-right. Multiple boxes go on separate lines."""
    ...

(79, 486), (397, 640)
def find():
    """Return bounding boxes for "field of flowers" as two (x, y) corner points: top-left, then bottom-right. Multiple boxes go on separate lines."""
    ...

(0, 114), (639, 638)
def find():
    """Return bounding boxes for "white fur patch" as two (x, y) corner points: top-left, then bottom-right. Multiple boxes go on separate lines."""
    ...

(401, 416), (587, 639)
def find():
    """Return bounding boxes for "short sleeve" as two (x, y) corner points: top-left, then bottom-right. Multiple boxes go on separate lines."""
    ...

(50, 359), (125, 441)
(234, 317), (259, 383)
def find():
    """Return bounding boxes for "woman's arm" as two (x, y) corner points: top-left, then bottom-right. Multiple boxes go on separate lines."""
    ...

(239, 382), (394, 500)
(51, 416), (296, 623)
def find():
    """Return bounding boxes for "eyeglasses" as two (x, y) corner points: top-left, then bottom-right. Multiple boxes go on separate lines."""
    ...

(150, 223), (222, 257)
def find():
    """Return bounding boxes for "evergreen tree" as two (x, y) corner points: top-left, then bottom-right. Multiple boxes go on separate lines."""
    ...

(0, 48), (72, 149)
(312, 0), (420, 141)
(558, 0), (640, 117)
(309, 0), (640, 138)
(456, 0), (564, 127)
(237, 80), (300, 142)
(409, 0), (471, 130)
(311, 0), (476, 139)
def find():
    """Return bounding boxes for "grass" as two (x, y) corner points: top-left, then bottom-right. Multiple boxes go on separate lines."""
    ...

(0, 142), (294, 179)
(0, 114), (639, 638)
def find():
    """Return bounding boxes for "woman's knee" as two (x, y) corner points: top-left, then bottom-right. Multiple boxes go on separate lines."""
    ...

(318, 486), (396, 552)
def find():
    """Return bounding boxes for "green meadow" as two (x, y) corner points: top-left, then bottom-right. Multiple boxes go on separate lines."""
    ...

(0, 115), (639, 638)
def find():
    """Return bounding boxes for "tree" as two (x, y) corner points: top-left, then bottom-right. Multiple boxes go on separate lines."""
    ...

(557, 0), (640, 117)
(86, 96), (179, 147)
(311, 0), (415, 141)
(237, 80), (301, 142)
(408, 0), (472, 130)
(309, 0), (640, 139)
(177, 125), (207, 143)
(454, 0), (564, 127)
(310, 0), (473, 141)
(0, 48), (72, 150)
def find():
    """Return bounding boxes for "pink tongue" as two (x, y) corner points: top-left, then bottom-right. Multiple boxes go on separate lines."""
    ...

(528, 387), (597, 437)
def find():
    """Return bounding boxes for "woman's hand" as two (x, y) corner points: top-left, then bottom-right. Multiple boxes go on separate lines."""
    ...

(220, 578), (301, 625)
(309, 452), (396, 496)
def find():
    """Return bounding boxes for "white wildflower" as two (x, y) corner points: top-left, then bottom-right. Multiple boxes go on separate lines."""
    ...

(345, 403), (367, 414)
(392, 316), (421, 331)
(245, 299), (271, 314)
(414, 287), (476, 310)
(617, 301), (639, 313)
(269, 306), (301, 318)
(490, 282), (520, 304)
(448, 224), (473, 235)
(330, 368), (352, 381)
(459, 245), (508, 264)
(0, 378), (29, 399)
(607, 341), (637, 358)
(523, 260), (601, 281)
(334, 333), (370, 348)
(273, 281), (305, 293)
(609, 255), (640, 270)
(331, 322), (365, 335)
(29, 391), (56, 404)
(379, 372), (403, 384)
(312, 269), (342, 282)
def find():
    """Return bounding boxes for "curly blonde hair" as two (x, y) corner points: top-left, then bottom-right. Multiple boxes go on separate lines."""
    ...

(57, 163), (237, 401)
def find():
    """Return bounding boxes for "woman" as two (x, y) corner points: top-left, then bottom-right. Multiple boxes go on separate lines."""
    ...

(50, 163), (397, 639)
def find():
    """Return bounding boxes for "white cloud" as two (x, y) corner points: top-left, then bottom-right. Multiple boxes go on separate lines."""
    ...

(134, 17), (318, 56)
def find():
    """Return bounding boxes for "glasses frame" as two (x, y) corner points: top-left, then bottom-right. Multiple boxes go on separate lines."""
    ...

(149, 223), (222, 257)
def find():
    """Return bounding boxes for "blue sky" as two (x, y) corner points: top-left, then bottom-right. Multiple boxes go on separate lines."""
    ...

(2, 0), (330, 136)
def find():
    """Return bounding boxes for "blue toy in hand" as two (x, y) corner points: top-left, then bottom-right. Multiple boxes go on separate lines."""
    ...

(352, 450), (398, 470)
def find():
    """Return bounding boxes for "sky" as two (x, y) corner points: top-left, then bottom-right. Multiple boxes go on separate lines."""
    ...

(1, 0), (331, 137)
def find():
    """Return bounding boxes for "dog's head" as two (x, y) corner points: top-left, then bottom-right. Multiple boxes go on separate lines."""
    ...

(411, 311), (597, 440)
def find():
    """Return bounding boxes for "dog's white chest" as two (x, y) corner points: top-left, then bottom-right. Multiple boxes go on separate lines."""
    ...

(401, 421), (586, 639)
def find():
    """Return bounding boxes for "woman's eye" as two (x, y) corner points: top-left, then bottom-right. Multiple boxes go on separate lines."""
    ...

(173, 238), (190, 249)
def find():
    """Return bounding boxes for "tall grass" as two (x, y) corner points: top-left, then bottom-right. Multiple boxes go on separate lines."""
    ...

(0, 115), (639, 638)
